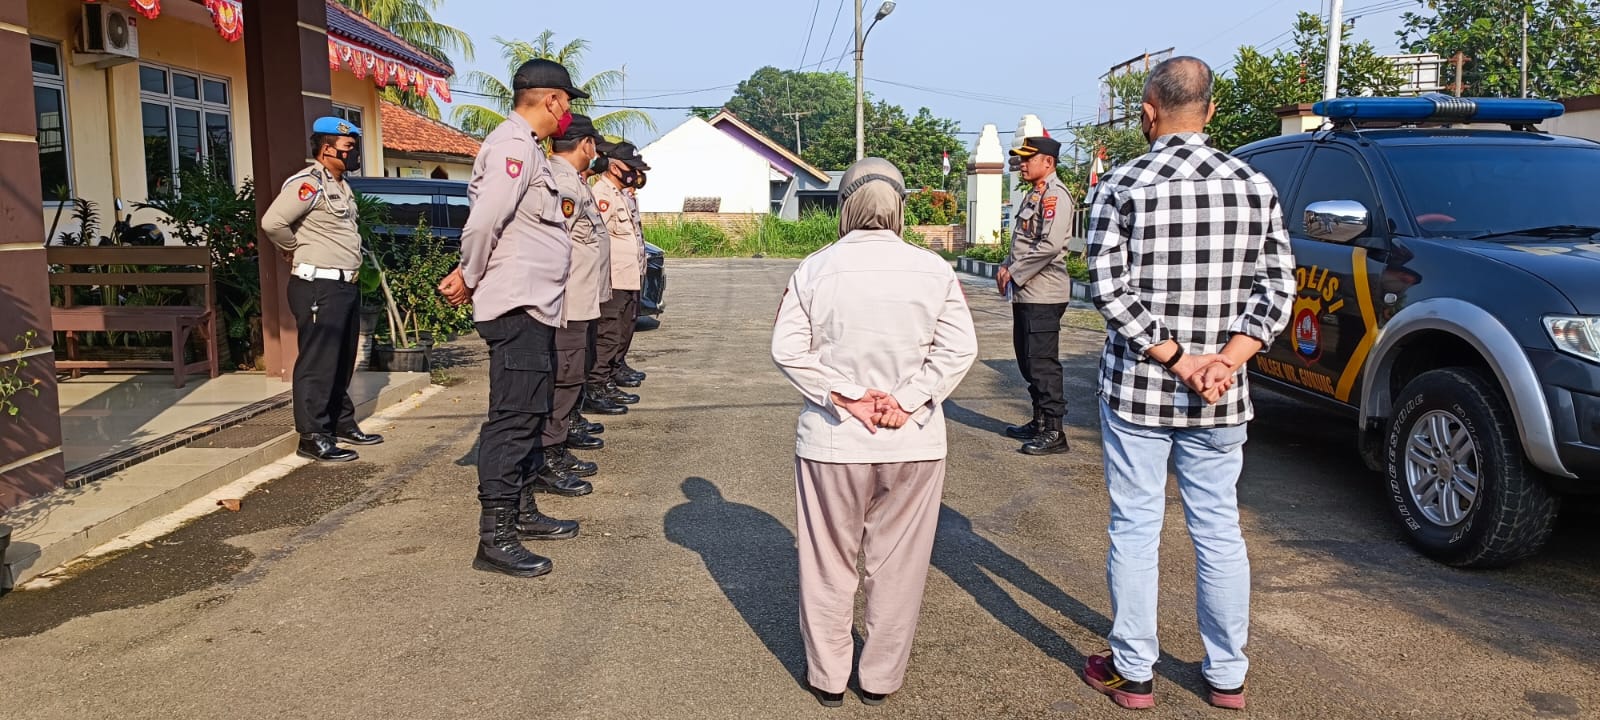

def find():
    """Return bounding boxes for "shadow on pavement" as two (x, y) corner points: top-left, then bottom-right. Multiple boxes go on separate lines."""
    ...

(664, 477), (806, 686)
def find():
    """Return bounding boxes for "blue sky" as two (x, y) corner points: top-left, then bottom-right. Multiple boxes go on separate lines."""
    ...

(432, 0), (1410, 146)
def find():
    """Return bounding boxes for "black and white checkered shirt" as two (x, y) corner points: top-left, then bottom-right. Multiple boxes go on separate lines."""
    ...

(1087, 133), (1296, 428)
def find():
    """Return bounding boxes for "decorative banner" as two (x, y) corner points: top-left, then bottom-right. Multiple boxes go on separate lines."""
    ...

(204, 0), (243, 43)
(327, 36), (451, 101)
(128, 0), (161, 20)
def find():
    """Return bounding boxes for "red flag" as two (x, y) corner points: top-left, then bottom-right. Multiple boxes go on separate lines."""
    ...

(941, 151), (951, 177)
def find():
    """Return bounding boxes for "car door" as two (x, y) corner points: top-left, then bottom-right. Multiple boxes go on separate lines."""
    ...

(1263, 144), (1390, 406)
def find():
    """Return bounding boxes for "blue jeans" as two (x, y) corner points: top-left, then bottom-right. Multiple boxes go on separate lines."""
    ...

(1098, 400), (1251, 688)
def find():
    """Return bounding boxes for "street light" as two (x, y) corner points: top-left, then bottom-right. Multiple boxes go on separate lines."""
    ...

(855, 0), (895, 160)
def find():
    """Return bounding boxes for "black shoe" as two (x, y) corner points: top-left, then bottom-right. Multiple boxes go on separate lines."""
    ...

(619, 363), (646, 383)
(334, 427), (384, 445)
(515, 488), (580, 540)
(808, 685), (844, 708)
(473, 506), (553, 577)
(1004, 413), (1043, 440)
(858, 690), (890, 707)
(567, 429), (605, 450)
(614, 374), (642, 388)
(555, 447), (598, 478)
(531, 461), (594, 497)
(1021, 420), (1070, 456)
(604, 382), (640, 405)
(584, 385), (629, 415)
(297, 434), (358, 462)
(570, 411), (604, 435)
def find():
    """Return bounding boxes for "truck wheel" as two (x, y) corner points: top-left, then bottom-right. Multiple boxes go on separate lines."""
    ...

(1383, 368), (1559, 567)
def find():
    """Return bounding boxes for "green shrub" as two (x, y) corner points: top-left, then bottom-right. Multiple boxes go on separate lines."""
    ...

(1065, 254), (1090, 283)
(644, 220), (732, 257)
(962, 244), (1009, 264)
(738, 210), (839, 257)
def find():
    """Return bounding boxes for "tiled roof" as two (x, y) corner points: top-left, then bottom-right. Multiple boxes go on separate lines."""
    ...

(380, 101), (481, 159)
(325, 1), (453, 78)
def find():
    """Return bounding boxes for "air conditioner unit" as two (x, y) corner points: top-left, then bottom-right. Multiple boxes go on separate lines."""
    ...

(77, 4), (140, 68)
(401, 167), (427, 178)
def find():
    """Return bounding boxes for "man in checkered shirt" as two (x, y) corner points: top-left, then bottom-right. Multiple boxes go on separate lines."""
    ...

(1080, 57), (1295, 712)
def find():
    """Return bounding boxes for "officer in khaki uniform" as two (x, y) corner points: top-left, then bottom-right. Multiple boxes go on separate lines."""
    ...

(446, 59), (589, 579)
(261, 116), (383, 463)
(541, 113), (611, 485)
(996, 135), (1073, 456)
(618, 146), (650, 388)
(588, 144), (645, 410)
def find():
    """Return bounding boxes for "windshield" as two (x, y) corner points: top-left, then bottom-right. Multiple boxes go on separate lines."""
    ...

(1385, 144), (1600, 238)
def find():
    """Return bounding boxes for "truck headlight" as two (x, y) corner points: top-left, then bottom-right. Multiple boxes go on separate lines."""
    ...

(1544, 316), (1600, 362)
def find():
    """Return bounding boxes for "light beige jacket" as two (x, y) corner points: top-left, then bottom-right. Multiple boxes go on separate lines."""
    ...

(772, 229), (978, 464)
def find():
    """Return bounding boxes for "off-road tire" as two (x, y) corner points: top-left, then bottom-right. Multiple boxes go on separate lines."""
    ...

(1383, 368), (1559, 567)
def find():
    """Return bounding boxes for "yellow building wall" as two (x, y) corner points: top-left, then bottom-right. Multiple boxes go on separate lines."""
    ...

(27, 1), (391, 236)
(383, 158), (474, 181)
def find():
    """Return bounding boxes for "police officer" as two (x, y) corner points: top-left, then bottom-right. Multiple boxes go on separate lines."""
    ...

(618, 148), (651, 388)
(442, 58), (589, 578)
(261, 116), (383, 463)
(587, 142), (646, 411)
(541, 113), (610, 484)
(996, 136), (1073, 455)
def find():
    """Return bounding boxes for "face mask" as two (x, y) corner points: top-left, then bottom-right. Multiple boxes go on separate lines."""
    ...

(554, 109), (574, 138)
(590, 155), (610, 174)
(332, 146), (361, 174)
(620, 169), (639, 187)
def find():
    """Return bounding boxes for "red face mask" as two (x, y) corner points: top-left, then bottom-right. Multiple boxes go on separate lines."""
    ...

(555, 110), (574, 138)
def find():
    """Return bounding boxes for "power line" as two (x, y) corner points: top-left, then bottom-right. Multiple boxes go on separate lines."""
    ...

(810, 0), (850, 72)
(796, 0), (823, 69)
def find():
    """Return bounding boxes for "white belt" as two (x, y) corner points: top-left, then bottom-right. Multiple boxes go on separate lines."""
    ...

(294, 264), (358, 283)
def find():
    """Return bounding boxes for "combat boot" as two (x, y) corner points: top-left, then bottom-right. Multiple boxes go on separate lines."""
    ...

(570, 410), (604, 435)
(530, 457), (594, 497)
(1021, 417), (1070, 456)
(473, 506), (553, 577)
(553, 446), (598, 478)
(1004, 412), (1044, 440)
(516, 488), (580, 541)
(603, 381), (640, 405)
(584, 384), (628, 415)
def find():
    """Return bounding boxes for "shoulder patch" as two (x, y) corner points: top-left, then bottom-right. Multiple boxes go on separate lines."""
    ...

(1042, 195), (1058, 220)
(561, 197), (576, 218)
(598, 199), (610, 212)
(506, 158), (524, 178)
(298, 182), (318, 202)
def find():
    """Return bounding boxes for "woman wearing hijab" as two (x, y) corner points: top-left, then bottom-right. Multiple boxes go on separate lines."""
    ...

(771, 158), (979, 707)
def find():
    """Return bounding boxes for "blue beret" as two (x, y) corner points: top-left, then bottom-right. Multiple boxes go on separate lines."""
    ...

(312, 116), (362, 137)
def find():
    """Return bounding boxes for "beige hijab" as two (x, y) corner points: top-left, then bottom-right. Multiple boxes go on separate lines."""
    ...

(837, 157), (906, 238)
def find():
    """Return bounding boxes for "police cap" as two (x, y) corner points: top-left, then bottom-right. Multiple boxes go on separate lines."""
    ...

(1009, 136), (1060, 160)
(559, 113), (602, 143)
(512, 58), (590, 100)
(311, 116), (362, 137)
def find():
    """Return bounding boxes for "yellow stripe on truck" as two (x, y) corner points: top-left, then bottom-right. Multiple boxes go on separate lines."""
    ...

(1335, 247), (1379, 402)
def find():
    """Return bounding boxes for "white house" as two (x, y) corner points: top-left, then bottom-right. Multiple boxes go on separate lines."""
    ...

(639, 111), (835, 220)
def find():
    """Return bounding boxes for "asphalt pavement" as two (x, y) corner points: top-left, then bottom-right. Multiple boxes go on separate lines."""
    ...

(1, 258), (1597, 720)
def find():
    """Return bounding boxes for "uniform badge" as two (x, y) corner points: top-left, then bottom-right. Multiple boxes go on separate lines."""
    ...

(297, 182), (317, 202)
(598, 200), (610, 212)
(561, 198), (576, 218)
(506, 158), (523, 178)
(336, 122), (351, 135)
(1042, 196), (1058, 220)
(1293, 300), (1323, 362)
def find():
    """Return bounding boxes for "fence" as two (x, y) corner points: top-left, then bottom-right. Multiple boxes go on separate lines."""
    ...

(910, 224), (966, 253)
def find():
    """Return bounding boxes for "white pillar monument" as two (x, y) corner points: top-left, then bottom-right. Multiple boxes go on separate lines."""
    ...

(966, 124), (1004, 246)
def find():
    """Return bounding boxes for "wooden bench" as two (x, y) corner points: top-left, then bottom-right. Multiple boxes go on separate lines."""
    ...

(47, 246), (219, 389)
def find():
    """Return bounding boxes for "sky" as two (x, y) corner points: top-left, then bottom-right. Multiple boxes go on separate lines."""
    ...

(431, 0), (1412, 148)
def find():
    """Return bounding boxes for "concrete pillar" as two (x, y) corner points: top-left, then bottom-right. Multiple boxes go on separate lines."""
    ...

(1276, 103), (1322, 136)
(965, 125), (1004, 245)
(1011, 114), (1045, 222)
(0, 4), (67, 510)
(247, 0), (334, 379)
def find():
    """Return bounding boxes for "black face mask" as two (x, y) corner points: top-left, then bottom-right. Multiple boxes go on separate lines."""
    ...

(620, 169), (639, 187)
(333, 146), (362, 174)
(591, 155), (610, 174)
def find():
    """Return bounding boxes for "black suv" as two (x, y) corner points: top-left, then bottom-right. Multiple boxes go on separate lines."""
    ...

(1233, 96), (1600, 567)
(348, 176), (666, 319)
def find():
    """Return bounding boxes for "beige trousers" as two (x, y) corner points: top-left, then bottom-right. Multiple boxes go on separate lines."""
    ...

(796, 457), (946, 694)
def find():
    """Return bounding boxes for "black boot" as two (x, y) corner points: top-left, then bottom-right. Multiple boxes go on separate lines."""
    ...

(1021, 417), (1070, 456)
(614, 373), (642, 388)
(554, 446), (598, 478)
(604, 382), (640, 405)
(334, 426), (384, 445)
(297, 433), (358, 462)
(571, 411), (604, 435)
(1004, 412), (1044, 440)
(584, 385), (628, 415)
(516, 489), (579, 541)
(531, 458), (594, 497)
(567, 428), (605, 450)
(473, 506), (553, 577)
(619, 363), (646, 383)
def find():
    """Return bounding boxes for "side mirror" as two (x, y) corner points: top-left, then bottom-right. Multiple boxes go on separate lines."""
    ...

(1304, 200), (1370, 244)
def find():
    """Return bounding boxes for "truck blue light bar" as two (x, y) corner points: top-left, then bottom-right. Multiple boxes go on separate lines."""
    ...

(1313, 95), (1565, 125)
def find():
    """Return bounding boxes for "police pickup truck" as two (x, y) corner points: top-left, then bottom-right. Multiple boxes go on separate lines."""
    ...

(1233, 96), (1600, 567)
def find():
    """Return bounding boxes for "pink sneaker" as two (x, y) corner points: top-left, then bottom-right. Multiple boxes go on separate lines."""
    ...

(1207, 681), (1247, 710)
(1083, 651), (1155, 710)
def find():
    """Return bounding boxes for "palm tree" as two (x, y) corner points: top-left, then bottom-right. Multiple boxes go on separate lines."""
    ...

(337, 0), (474, 120)
(451, 32), (655, 140)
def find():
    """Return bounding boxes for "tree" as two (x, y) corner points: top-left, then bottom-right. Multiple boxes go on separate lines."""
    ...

(451, 32), (655, 140)
(1210, 11), (1405, 151)
(337, 0), (473, 120)
(1400, 0), (1600, 99)
(695, 67), (858, 169)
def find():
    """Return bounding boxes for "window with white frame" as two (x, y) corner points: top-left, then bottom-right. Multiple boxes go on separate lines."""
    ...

(331, 103), (366, 175)
(32, 40), (71, 203)
(139, 63), (233, 196)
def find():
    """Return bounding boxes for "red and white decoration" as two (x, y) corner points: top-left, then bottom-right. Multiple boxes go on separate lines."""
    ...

(204, 0), (243, 43)
(328, 36), (452, 102)
(127, 0), (161, 20)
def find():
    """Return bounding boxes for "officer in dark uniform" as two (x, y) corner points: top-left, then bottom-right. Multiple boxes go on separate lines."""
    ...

(997, 136), (1074, 455)
(261, 117), (383, 463)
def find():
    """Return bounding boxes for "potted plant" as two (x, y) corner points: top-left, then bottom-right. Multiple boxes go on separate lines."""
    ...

(357, 196), (472, 373)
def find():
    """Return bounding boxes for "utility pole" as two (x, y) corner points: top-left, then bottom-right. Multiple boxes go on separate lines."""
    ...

(854, 0), (865, 160)
(1323, 0), (1344, 100)
(783, 111), (811, 155)
(1521, 5), (1530, 98)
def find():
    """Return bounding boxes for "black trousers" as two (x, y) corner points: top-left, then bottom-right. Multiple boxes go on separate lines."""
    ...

(1012, 302), (1068, 420)
(475, 311), (556, 508)
(288, 277), (360, 436)
(590, 290), (638, 384)
(542, 319), (591, 448)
